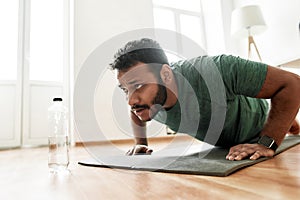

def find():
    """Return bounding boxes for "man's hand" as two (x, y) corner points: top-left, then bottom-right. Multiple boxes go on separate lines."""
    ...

(226, 143), (275, 161)
(126, 144), (153, 155)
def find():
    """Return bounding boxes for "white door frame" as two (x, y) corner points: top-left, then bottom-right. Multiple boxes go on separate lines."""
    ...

(21, 0), (71, 146)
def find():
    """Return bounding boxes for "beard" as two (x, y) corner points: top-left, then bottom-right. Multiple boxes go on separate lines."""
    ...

(149, 83), (167, 117)
(131, 83), (167, 122)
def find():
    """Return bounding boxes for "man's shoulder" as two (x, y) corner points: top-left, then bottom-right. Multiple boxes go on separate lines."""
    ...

(170, 54), (231, 67)
(170, 55), (225, 73)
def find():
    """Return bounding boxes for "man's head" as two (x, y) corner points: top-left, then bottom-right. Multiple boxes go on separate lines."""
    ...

(110, 38), (169, 72)
(110, 38), (174, 122)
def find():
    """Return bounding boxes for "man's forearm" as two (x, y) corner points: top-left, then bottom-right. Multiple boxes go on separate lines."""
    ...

(131, 111), (148, 145)
(259, 79), (300, 146)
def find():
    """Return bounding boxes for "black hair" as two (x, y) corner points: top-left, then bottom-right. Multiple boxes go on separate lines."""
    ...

(110, 38), (169, 71)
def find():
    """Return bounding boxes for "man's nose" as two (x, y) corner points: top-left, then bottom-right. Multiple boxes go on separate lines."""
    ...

(128, 90), (140, 106)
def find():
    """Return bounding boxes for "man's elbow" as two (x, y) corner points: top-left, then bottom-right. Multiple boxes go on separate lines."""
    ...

(289, 73), (300, 105)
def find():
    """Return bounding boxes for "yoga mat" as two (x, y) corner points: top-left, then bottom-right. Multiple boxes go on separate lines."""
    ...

(78, 135), (300, 176)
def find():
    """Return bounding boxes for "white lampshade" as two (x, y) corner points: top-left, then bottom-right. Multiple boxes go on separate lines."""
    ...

(231, 5), (267, 38)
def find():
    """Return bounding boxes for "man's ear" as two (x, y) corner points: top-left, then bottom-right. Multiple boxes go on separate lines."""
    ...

(160, 64), (172, 84)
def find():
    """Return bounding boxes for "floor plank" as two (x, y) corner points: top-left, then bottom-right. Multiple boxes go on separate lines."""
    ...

(1, 135), (300, 200)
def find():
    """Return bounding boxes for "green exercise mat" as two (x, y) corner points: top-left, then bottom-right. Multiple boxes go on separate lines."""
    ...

(78, 135), (300, 176)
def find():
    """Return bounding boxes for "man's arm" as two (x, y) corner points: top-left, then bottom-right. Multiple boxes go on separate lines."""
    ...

(126, 111), (153, 155)
(226, 66), (300, 160)
(131, 111), (147, 145)
(255, 66), (300, 145)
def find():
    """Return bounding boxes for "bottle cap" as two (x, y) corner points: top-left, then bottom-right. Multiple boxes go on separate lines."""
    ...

(53, 97), (63, 102)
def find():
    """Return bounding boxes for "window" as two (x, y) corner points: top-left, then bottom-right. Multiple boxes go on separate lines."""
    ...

(0, 0), (19, 81)
(153, 0), (202, 13)
(152, 0), (226, 58)
(152, 0), (207, 62)
(29, 0), (65, 82)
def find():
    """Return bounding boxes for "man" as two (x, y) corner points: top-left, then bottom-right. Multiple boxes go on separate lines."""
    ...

(110, 38), (300, 161)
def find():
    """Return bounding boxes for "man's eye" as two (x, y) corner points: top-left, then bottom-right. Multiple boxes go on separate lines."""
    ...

(135, 84), (143, 90)
(121, 88), (128, 94)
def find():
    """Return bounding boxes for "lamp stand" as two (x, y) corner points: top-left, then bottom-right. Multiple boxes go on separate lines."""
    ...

(248, 35), (262, 62)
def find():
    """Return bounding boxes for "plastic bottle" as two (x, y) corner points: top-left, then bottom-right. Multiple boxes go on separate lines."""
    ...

(47, 97), (69, 172)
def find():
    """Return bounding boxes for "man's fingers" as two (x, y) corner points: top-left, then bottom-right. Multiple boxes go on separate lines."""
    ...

(226, 144), (253, 160)
(226, 144), (275, 161)
(250, 151), (261, 160)
(126, 148), (134, 155)
(126, 145), (153, 155)
(126, 145), (141, 155)
(233, 151), (249, 161)
(145, 148), (153, 154)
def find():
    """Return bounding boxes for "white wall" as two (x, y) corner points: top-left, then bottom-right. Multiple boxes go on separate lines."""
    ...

(74, 0), (168, 141)
(75, 0), (155, 76)
(229, 0), (300, 65)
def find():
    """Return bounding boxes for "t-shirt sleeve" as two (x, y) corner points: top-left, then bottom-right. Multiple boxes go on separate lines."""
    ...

(214, 55), (268, 97)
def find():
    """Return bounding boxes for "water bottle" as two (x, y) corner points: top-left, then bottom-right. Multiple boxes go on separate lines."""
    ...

(48, 97), (69, 172)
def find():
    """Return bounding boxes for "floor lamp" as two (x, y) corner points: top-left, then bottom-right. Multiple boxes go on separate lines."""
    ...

(231, 5), (267, 61)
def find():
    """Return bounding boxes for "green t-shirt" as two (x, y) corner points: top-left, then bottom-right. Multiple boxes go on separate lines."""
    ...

(153, 55), (269, 147)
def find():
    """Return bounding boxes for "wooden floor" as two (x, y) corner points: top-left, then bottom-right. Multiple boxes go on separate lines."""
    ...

(1, 135), (300, 200)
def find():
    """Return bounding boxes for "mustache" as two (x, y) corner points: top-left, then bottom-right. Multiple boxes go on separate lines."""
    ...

(131, 104), (150, 111)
